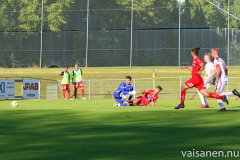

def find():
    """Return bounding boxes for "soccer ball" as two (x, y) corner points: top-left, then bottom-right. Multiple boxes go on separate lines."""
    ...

(11, 101), (18, 107)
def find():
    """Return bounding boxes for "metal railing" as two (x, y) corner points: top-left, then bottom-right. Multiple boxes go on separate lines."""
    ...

(57, 77), (240, 100)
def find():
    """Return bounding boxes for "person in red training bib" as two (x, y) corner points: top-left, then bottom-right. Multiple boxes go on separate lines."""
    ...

(175, 47), (229, 110)
(129, 86), (162, 106)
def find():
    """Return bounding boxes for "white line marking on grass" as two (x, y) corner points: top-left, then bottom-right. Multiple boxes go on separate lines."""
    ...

(81, 106), (101, 107)
(43, 106), (101, 109)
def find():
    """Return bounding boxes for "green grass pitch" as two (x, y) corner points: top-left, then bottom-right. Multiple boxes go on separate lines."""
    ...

(1, 99), (240, 160)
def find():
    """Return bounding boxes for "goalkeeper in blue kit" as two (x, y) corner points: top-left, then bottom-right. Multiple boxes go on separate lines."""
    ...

(113, 76), (136, 106)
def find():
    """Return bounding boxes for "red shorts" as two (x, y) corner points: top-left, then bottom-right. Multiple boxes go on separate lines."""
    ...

(74, 82), (83, 88)
(185, 75), (206, 91)
(136, 96), (149, 106)
(62, 84), (70, 91)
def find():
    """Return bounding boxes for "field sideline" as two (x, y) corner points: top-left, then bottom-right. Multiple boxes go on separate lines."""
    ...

(0, 99), (240, 160)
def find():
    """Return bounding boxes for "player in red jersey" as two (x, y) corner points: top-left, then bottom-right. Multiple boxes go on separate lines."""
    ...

(175, 47), (229, 109)
(129, 86), (162, 106)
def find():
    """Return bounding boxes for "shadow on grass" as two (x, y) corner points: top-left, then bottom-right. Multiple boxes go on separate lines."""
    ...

(0, 109), (240, 160)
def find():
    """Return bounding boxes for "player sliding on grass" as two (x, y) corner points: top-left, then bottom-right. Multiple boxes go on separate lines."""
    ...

(72, 63), (85, 99)
(113, 76), (136, 106)
(58, 66), (71, 99)
(175, 47), (229, 110)
(129, 86), (162, 106)
(211, 48), (240, 112)
(197, 53), (215, 108)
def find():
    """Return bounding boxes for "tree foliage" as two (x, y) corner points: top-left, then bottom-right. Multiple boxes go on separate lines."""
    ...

(1, 0), (240, 67)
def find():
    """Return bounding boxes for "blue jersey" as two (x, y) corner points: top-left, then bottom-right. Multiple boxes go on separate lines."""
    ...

(116, 81), (133, 93)
(114, 81), (133, 101)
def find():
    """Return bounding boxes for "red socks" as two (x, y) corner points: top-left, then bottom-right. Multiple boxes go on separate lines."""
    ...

(74, 89), (77, 98)
(180, 90), (186, 105)
(63, 91), (70, 99)
(74, 88), (84, 98)
(63, 91), (65, 98)
(209, 93), (223, 100)
(81, 89), (85, 98)
(68, 91), (70, 99)
(178, 91), (223, 104)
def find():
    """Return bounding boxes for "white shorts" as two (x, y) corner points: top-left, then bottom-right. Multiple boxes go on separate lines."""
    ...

(215, 79), (227, 93)
(203, 80), (211, 90)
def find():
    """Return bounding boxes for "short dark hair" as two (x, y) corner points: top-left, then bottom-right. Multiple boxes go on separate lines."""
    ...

(64, 66), (68, 69)
(75, 63), (79, 66)
(156, 85), (162, 90)
(204, 53), (211, 58)
(191, 47), (200, 56)
(126, 76), (132, 81)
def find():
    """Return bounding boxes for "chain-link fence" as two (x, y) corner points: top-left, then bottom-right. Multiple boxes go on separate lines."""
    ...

(0, 0), (240, 68)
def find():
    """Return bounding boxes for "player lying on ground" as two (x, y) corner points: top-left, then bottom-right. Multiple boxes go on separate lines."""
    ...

(58, 66), (71, 99)
(197, 53), (215, 108)
(72, 63), (85, 99)
(211, 48), (240, 112)
(175, 47), (230, 111)
(113, 76), (136, 106)
(129, 86), (162, 106)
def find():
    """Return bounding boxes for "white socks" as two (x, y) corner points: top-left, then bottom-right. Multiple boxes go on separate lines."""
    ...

(219, 92), (233, 96)
(217, 99), (225, 108)
(198, 92), (208, 105)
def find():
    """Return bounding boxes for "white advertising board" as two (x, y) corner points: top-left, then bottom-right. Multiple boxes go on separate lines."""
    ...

(0, 80), (15, 98)
(22, 79), (40, 99)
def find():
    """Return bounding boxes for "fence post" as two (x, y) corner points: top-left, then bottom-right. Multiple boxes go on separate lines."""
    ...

(178, 0), (181, 69)
(40, 0), (43, 69)
(130, 0), (133, 69)
(86, 0), (89, 68)
(89, 80), (91, 99)
(180, 77), (182, 99)
(56, 80), (58, 100)
(133, 79), (136, 99)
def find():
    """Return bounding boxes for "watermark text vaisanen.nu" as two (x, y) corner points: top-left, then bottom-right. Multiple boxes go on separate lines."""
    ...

(181, 149), (239, 158)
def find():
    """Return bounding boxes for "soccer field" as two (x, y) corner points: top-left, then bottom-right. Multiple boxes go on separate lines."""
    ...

(1, 99), (240, 160)
(1, 66), (240, 80)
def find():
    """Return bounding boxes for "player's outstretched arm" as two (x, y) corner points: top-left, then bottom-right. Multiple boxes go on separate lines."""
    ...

(129, 91), (136, 95)
(72, 77), (74, 85)
(72, 70), (75, 85)
(82, 75), (84, 83)
(58, 72), (63, 78)
(152, 102), (155, 107)
(213, 66), (221, 85)
(198, 63), (205, 74)
(181, 66), (192, 70)
(206, 69), (216, 83)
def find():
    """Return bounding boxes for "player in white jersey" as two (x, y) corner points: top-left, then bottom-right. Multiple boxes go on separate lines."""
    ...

(197, 53), (215, 108)
(211, 48), (240, 112)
